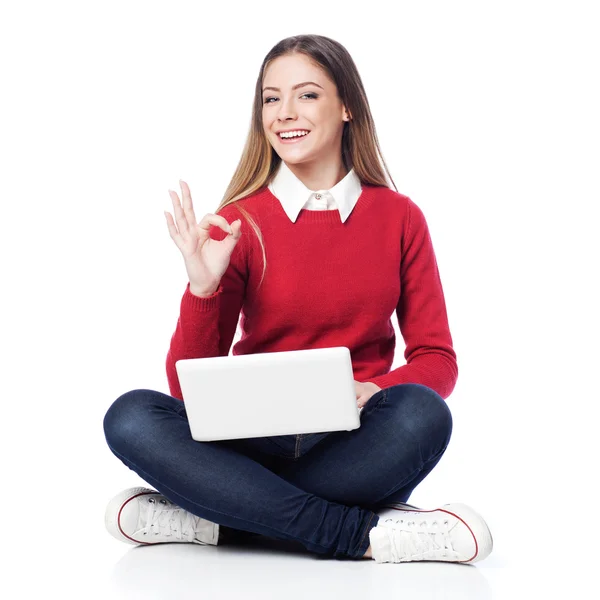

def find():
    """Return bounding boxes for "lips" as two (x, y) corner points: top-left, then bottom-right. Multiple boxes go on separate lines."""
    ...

(277, 128), (310, 135)
(277, 131), (311, 143)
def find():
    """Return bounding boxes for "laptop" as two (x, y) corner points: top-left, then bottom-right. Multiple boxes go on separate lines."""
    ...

(175, 346), (361, 441)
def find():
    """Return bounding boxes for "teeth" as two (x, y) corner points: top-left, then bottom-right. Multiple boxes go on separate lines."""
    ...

(279, 130), (309, 138)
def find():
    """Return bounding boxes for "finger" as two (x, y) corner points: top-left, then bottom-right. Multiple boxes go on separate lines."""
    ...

(197, 213), (234, 235)
(169, 189), (190, 238)
(179, 179), (198, 233)
(164, 210), (181, 244)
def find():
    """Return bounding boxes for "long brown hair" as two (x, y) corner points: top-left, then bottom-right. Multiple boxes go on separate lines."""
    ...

(215, 34), (399, 287)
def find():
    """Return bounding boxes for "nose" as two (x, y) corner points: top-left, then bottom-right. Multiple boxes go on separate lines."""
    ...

(277, 96), (297, 121)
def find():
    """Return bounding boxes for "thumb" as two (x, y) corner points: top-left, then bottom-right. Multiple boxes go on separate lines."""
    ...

(229, 219), (242, 239)
(205, 219), (241, 245)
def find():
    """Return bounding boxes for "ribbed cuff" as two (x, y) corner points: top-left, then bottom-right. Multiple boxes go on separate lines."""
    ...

(182, 282), (222, 312)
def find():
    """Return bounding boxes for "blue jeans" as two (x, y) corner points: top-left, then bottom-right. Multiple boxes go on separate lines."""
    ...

(103, 383), (452, 559)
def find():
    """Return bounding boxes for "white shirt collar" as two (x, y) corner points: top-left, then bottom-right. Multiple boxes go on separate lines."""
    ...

(268, 160), (362, 223)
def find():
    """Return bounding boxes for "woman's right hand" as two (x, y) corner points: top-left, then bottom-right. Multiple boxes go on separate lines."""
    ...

(164, 180), (242, 295)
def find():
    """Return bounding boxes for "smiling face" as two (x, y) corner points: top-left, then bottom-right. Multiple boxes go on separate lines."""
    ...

(261, 53), (350, 169)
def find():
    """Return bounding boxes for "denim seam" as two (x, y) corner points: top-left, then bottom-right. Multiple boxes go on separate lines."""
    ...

(297, 432), (328, 456)
(357, 511), (376, 557)
(295, 434), (302, 459)
(105, 441), (333, 553)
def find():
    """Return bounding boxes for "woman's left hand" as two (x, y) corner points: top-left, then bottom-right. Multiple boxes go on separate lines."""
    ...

(355, 380), (382, 409)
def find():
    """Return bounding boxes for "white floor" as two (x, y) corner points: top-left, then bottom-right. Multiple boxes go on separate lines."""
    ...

(13, 511), (590, 600)
(10, 441), (592, 600)
(8, 364), (596, 599)
(8, 307), (596, 599)
(5, 2), (599, 597)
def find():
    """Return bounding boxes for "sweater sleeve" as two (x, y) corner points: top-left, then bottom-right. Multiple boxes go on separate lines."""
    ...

(165, 205), (248, 400)
(364, 198), (458, 399)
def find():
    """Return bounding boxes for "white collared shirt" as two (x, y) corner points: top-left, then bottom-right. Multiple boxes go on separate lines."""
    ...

(268, 160), (363, 223)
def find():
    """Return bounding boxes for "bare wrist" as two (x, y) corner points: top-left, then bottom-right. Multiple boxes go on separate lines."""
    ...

(190, 285), (219, 298)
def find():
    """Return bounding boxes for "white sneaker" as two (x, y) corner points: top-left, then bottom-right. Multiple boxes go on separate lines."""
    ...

(369, 502), (493, 564)
(105, 487), (219, 546)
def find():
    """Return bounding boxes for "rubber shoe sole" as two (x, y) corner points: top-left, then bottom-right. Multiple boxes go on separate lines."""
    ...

(105, 486), (219, 546)
(371, 502), (493, 564)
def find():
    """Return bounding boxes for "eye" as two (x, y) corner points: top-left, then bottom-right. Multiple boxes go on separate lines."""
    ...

(263, 93), (318, 104)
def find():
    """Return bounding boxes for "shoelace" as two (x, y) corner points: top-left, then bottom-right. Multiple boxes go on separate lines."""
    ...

(140, 497), (204, 542)
(383, 517), (458, 561)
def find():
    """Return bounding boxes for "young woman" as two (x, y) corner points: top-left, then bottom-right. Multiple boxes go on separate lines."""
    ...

(103, 34), (493, 564)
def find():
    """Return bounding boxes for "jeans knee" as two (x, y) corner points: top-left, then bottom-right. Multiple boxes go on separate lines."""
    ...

(389, 384), (453, 448)
(103, 389), (152, 452)
(429, 391), (452, 448)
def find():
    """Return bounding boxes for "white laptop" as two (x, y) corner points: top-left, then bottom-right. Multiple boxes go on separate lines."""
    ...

(175, 346), (361, 442)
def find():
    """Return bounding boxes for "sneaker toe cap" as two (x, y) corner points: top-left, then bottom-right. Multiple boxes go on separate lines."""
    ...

(106, 487), (154, 544)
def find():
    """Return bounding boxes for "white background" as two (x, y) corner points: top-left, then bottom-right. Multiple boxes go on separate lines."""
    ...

(1, 0), (598, 597)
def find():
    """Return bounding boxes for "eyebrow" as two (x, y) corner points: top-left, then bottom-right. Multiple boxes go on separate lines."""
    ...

(262, 81), (324, 94)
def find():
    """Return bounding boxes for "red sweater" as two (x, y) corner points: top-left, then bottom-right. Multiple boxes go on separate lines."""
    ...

(166, 184), (458, 401)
